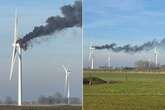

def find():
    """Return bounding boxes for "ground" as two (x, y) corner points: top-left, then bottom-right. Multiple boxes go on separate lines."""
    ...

(84, 70), (165, 110)
(0, 105), (82, 110)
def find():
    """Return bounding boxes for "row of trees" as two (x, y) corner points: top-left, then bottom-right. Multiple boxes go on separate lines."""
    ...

(37, 92), (81, 104)
(93, 60), (161, 70)
(135, 60), (159, 69)
(0, 92), (81, 105)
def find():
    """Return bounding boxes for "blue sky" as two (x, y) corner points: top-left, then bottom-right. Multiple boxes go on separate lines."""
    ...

(84, 0), (165, 68)
(0, 0), (82, 101)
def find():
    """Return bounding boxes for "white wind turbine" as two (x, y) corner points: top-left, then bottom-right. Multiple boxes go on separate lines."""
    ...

(108, 52), (111, 69)
(89, 42), (95, 69)
(9, 11), (23, 106)
(154, 47), (158, 67)
(62, 65), (71, 105)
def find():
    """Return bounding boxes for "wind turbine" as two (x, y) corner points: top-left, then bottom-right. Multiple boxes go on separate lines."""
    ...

(89, 42), (95, 69)
(107, 52), (111, 69)
(10, 11), (23, 106)
(62, 65), (71, 105)
(154, 47), (158, 67)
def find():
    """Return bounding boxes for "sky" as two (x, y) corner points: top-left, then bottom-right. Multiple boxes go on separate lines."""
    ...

(84, 0), (165, 68)
(0, 0), (82, 101)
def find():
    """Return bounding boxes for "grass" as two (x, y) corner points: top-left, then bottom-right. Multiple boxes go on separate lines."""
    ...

(84, 95), (165, 110)
(84, 81), (165, 95)
(84, 70), (165, 81)
(84, 70), (165, 110)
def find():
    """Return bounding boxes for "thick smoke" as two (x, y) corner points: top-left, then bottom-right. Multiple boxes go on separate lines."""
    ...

(94, 39), (165, 53)
(17, 0), (82, 50)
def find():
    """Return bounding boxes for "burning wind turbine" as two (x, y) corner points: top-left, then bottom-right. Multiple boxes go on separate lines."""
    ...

(10, 11), (23, 106)
(9, 0), (81, 106)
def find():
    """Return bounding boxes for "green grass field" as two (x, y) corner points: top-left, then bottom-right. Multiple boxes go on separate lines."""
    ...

(84, 70), (165, 110)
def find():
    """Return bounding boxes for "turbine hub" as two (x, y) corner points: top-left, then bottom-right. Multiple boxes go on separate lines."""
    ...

(12, 43), (20, 47)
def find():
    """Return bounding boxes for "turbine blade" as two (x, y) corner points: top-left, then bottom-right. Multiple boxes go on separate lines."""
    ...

(10, 46), (17, 80)
(14, 10), (18, 44)
(62, 65), (67, 73)
(10, 10), (18, 80)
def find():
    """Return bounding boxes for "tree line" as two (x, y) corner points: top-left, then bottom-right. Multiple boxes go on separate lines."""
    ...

(0, 92), (81, 105)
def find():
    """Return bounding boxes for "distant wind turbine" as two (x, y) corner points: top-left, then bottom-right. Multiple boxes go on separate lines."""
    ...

(107, 52), (111, 69)
(154, 47), (158, 67)
(62, 65), (71, 105)
(89, 42), (95, 69)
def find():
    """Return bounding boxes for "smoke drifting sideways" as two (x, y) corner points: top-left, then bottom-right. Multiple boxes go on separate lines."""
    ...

(94, 39), (165, 53)
(17, 0), (82, 51)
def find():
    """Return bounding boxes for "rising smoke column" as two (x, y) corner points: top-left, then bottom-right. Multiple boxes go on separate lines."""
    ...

(17, 0), (82, 50)
(94, 39), (165, 53)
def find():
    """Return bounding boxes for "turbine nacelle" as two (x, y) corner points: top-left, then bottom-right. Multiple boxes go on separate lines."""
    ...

(67, 70), (71, 75)
(62, 65), (71, 75)
(12, 43), (20, 47)
(89, 45), (95, 50)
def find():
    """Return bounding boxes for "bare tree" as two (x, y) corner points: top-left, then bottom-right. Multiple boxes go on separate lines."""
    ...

(4, 96), (15, 104)
(70, 97), (81, 104)
(53, 92), (64, 104)
(38, 95), (48, 104)
(38, 92), (65, 104)
(135, 60), (156, 70)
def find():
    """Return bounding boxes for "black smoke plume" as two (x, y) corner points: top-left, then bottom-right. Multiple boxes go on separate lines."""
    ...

(17, 0), (82, 50)
(94, 38), (165, 53)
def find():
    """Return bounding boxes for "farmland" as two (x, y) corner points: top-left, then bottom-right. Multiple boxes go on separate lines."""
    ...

(84, 70), (165, 110)
(0, 105), (82, 110)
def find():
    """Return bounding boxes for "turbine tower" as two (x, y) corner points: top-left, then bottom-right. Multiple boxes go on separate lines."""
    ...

(154, 47), (158, 67)
(10, 11), (23, 106)
(108, 53), (111, 69)
(62, 65), (71, 105)
(89, 42), (95, 69)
